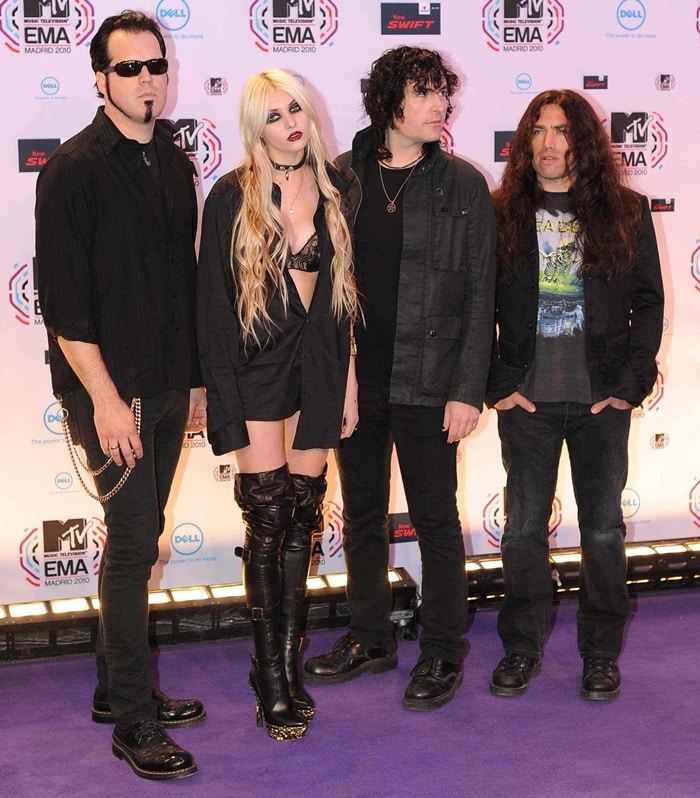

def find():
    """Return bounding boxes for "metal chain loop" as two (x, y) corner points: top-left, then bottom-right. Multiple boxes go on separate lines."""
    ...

(60, 398), (142, 504)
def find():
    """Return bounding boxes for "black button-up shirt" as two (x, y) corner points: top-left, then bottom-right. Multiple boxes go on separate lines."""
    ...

(35, 107), (200, 398)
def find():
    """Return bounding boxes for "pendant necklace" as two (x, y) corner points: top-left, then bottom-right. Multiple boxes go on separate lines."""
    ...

(284, 170), (305, 214)
(378, 157), (422, 213)
(141, 140), (154, 167)
(271, 152), (306, 181)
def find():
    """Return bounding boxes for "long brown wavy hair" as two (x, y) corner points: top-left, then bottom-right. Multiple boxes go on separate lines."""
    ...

(232, 70), (358, 343)
(493, 89), (642, 283)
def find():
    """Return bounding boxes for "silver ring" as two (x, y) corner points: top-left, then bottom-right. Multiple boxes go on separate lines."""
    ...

(109, 445), (119, 450)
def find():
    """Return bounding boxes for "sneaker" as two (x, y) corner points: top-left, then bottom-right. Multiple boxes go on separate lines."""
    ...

(303, 632), (397, 685)
(581, 657), (620, 701)
(490, 653), (541, 697)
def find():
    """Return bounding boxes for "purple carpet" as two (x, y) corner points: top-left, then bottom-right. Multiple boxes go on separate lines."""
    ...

(2, 590), (697, 797)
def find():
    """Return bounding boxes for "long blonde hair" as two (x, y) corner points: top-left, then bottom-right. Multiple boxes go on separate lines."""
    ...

(232, 69), (357, 342)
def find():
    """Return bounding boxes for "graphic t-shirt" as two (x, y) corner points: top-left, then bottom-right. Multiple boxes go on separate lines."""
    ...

(521, 191), (592, 403)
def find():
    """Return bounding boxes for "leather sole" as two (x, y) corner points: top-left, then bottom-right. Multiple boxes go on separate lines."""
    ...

(580, 685), (620, 701)
(93, 704), (206, 728)
(111, 741), (197, 781)
(304, 654), (398, 686)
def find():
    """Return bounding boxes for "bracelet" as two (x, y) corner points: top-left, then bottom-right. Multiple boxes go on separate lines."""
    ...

(349, 335), (357, 357)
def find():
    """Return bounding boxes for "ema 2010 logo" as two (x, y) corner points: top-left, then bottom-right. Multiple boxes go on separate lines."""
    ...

(249, 0), (338, 53)
(482, 0), (565, 53)
(311, 500), (343, 566)
(691, 241), (700, 293)
(609, 110), (668, 174)
(690, 477), (700, 529)
(166, 117), (222, 183)
(19, 517), (105, 588)
(0, 0), (94, 54)
(482, 490), (561, 549)
(8, 260), (43, 326)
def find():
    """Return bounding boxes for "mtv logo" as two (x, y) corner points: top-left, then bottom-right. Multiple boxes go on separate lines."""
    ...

(43, 518), (88, 553)
(610, 112), (650, 145)
(273, 0), (314, 18)
(168, 119), (205, 154)
(24, 0), (69, 18)
(503, 0), (543, 20)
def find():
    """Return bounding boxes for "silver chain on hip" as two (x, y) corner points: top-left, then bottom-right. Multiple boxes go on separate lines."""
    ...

(60, 397), (142, 504)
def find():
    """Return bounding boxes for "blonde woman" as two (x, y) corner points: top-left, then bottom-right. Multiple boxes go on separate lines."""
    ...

(197, 70), (358, 740)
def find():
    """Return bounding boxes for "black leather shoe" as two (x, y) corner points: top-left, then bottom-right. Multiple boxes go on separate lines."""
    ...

(581, 657), (620, 701)
(93, 689), (206, 728)
(303, 632), (398, 685)
(112, 720), (197, 781)
(490, 653), (541, 696)
(402, 657), (463, 711)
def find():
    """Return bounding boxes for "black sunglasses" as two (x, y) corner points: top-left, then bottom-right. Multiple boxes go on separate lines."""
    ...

(103, 58), (168, 78)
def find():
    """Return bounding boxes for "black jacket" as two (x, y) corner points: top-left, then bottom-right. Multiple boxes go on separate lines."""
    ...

(197, 166), (351, 455)
(337, 127), (497, 409)
(486, 192), (664, 407)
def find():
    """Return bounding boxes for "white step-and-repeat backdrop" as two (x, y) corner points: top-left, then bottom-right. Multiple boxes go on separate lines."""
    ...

(2, 0), (699, 603)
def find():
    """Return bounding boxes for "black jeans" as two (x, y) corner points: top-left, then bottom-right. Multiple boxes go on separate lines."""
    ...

(336, 383), (468, 664)
(497, 402), (631, 660)
(62, 386), (189, 727)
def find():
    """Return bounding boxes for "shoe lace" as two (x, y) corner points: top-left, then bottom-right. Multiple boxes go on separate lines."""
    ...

(133, 720), (162, 744)
(411, 657), (438, 677)
(585, 656), (615, 675)
(503, 653), (534, 672)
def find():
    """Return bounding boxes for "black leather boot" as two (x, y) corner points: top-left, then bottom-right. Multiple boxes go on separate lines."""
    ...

(235, 466), (307, 741)
(280, 467), (327, 720)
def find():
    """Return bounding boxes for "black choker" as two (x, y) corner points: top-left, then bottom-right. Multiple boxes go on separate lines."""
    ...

(270, 153), (306, 180)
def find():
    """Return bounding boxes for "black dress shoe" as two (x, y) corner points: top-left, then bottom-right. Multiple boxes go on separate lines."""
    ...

(303, 632), (398, 685)
(93, 689), (206, 727)
(581, 657), (620, 701)
(490, 653), (541, 696)
(402, 657), (463, 711)
(112, 720), (197, 781)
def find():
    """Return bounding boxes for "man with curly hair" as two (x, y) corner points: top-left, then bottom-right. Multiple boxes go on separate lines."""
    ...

(304, 46), (497, 710)
(487, 90), (664, 701)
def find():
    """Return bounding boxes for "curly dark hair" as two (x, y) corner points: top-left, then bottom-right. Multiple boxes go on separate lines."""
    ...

(362, 46), (459, 162)
(493, 89), (642, 283)
(90, 10), (166, 98)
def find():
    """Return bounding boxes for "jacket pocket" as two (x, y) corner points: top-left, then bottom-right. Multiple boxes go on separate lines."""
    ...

(418, 315), (463, 397)
(605, 331), (629, 365)
(431, 189), (469, 270)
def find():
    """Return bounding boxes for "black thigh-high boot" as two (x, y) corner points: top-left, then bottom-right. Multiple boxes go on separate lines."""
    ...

(281, 466), (327, 720)
(235, 466), (307, 740)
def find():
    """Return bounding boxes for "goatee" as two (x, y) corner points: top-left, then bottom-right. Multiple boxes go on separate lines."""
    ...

(143, 100), (154, 124)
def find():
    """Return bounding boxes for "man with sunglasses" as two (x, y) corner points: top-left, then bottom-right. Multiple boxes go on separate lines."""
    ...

(36, 11), (205, 781)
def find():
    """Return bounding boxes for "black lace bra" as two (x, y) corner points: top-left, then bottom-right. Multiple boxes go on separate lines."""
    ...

(287, 233), (320, 273)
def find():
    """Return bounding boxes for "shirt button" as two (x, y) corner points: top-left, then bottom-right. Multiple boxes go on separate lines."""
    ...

(428, 328), (437, 337)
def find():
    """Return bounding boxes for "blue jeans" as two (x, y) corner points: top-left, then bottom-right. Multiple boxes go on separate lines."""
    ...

(62, 386), (189, 727)
(336, 383), (468, 664)
(496, 402), (631, 660)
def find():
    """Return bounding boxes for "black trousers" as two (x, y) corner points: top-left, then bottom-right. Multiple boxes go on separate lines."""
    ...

(336, 383), (468, 664)
(62, 386), (189, 727)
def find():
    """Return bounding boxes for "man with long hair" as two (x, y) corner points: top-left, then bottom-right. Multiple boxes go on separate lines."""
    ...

(304, 46), (497, 710)
(487, 90), (664, 700)
(36, 11), (205, 780)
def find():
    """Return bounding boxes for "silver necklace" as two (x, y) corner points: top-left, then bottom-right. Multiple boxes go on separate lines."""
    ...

(284, 169), (304, 214)
(378, 159), (421, 213)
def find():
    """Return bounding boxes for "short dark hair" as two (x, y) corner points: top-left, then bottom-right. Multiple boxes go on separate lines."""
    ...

(363, 46), (459, 161)
(90, 10), (166, 96)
